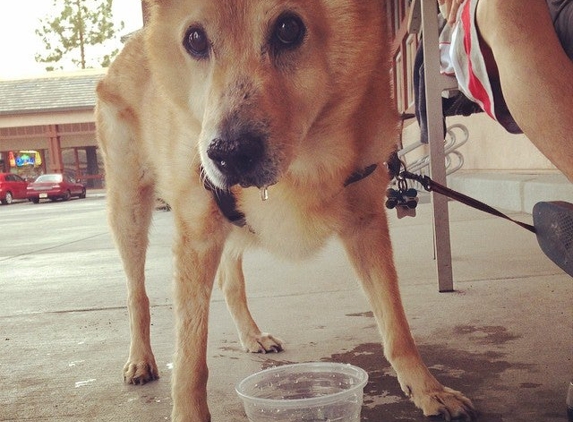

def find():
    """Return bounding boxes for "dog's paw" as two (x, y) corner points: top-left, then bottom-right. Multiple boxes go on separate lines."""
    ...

(172, 410), (211, 422)
(242, 332), (284, 353)
(123, 359), (159, 385)
(411, 386), (476, 421)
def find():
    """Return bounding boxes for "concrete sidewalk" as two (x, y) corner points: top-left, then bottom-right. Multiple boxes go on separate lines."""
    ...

(1, 195), (571, 421)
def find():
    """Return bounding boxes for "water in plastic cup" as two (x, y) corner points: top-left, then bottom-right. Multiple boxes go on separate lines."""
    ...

(236, 362), (368, 422)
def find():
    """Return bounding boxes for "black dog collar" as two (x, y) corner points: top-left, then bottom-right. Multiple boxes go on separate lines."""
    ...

(202, 174), (247, 227)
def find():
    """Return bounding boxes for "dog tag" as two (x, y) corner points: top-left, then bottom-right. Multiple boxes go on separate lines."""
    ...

(260, 186), (269, 201)
(396, 205), (416, 219)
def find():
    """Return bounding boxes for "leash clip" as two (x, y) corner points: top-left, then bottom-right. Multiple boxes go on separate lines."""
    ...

(400, 170), (432, 192)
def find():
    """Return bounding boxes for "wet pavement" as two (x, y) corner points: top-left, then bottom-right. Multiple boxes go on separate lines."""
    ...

(0, 192), (571, 421)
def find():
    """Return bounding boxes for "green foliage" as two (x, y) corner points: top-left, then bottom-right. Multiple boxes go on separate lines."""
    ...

(35, 0), (125, 71)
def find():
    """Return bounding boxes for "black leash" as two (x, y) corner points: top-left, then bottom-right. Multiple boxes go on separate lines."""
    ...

(400, 170), (536, 234)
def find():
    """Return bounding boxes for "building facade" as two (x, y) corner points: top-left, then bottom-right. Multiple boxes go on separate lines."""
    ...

(0, 70), (104, 187)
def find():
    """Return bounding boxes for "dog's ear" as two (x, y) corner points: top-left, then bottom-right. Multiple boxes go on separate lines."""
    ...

(143, 0), (169, 12)
(142, 0), (169, 22)
(143, 0), (170, 6)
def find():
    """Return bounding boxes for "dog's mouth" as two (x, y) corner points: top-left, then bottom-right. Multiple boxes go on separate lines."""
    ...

(202, 135), (279, 191)
(207, 168), (277, 191)
(202, 166), (273, 203)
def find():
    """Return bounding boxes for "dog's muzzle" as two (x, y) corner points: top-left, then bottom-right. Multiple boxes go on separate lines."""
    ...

(206, 134), (275, 189)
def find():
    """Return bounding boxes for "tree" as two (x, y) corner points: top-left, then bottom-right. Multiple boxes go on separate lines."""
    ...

(35, 0), (125, 71)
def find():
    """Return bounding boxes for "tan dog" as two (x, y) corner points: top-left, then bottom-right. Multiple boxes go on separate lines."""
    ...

(96, 1), (474, 420)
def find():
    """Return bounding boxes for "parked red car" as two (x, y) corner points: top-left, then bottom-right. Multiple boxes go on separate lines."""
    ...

(0, 173), (29, 205)
(27, 173), (86, 203)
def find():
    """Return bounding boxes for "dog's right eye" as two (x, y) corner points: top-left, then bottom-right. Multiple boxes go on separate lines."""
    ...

(271, 13), (306, 53)
(183, 26), (210, 59)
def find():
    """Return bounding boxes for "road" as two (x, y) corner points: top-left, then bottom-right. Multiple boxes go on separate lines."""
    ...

(1, 195), (109, 260)
(0, 194), (181, 421)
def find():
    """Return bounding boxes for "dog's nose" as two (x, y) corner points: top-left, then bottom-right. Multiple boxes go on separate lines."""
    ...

(207, 135), (264, 183)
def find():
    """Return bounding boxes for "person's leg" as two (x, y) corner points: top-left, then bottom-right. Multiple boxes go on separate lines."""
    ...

(476, 0), (573, 181)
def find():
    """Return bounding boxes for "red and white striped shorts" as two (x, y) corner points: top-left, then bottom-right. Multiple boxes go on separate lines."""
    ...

(446, 0), (573, 133)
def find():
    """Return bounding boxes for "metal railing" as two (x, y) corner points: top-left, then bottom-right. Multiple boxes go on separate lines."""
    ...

(398, 123), (470, 179)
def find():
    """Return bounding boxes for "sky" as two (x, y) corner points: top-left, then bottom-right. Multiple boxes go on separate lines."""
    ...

(0, 0), (144, 79)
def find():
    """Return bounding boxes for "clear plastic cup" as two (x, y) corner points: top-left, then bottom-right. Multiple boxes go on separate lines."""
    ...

(236, 362), (368, 422)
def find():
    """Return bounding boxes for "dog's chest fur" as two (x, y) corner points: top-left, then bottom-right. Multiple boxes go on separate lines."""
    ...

(230, 186), (344, 260)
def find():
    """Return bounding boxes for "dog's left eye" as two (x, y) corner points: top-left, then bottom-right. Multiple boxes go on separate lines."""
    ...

(272, 13), (306, 51)
(183, 26), (210, 59)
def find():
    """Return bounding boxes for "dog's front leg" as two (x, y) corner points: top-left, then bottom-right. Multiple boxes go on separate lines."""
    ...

(217, 246), (283, 353)
(171, 218), (225, 422)
(339, 206), (475, 421)
(106, 179), (159, 385)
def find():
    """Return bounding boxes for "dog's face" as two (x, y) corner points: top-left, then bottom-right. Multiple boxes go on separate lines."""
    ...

(144, 0), (387, 190)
